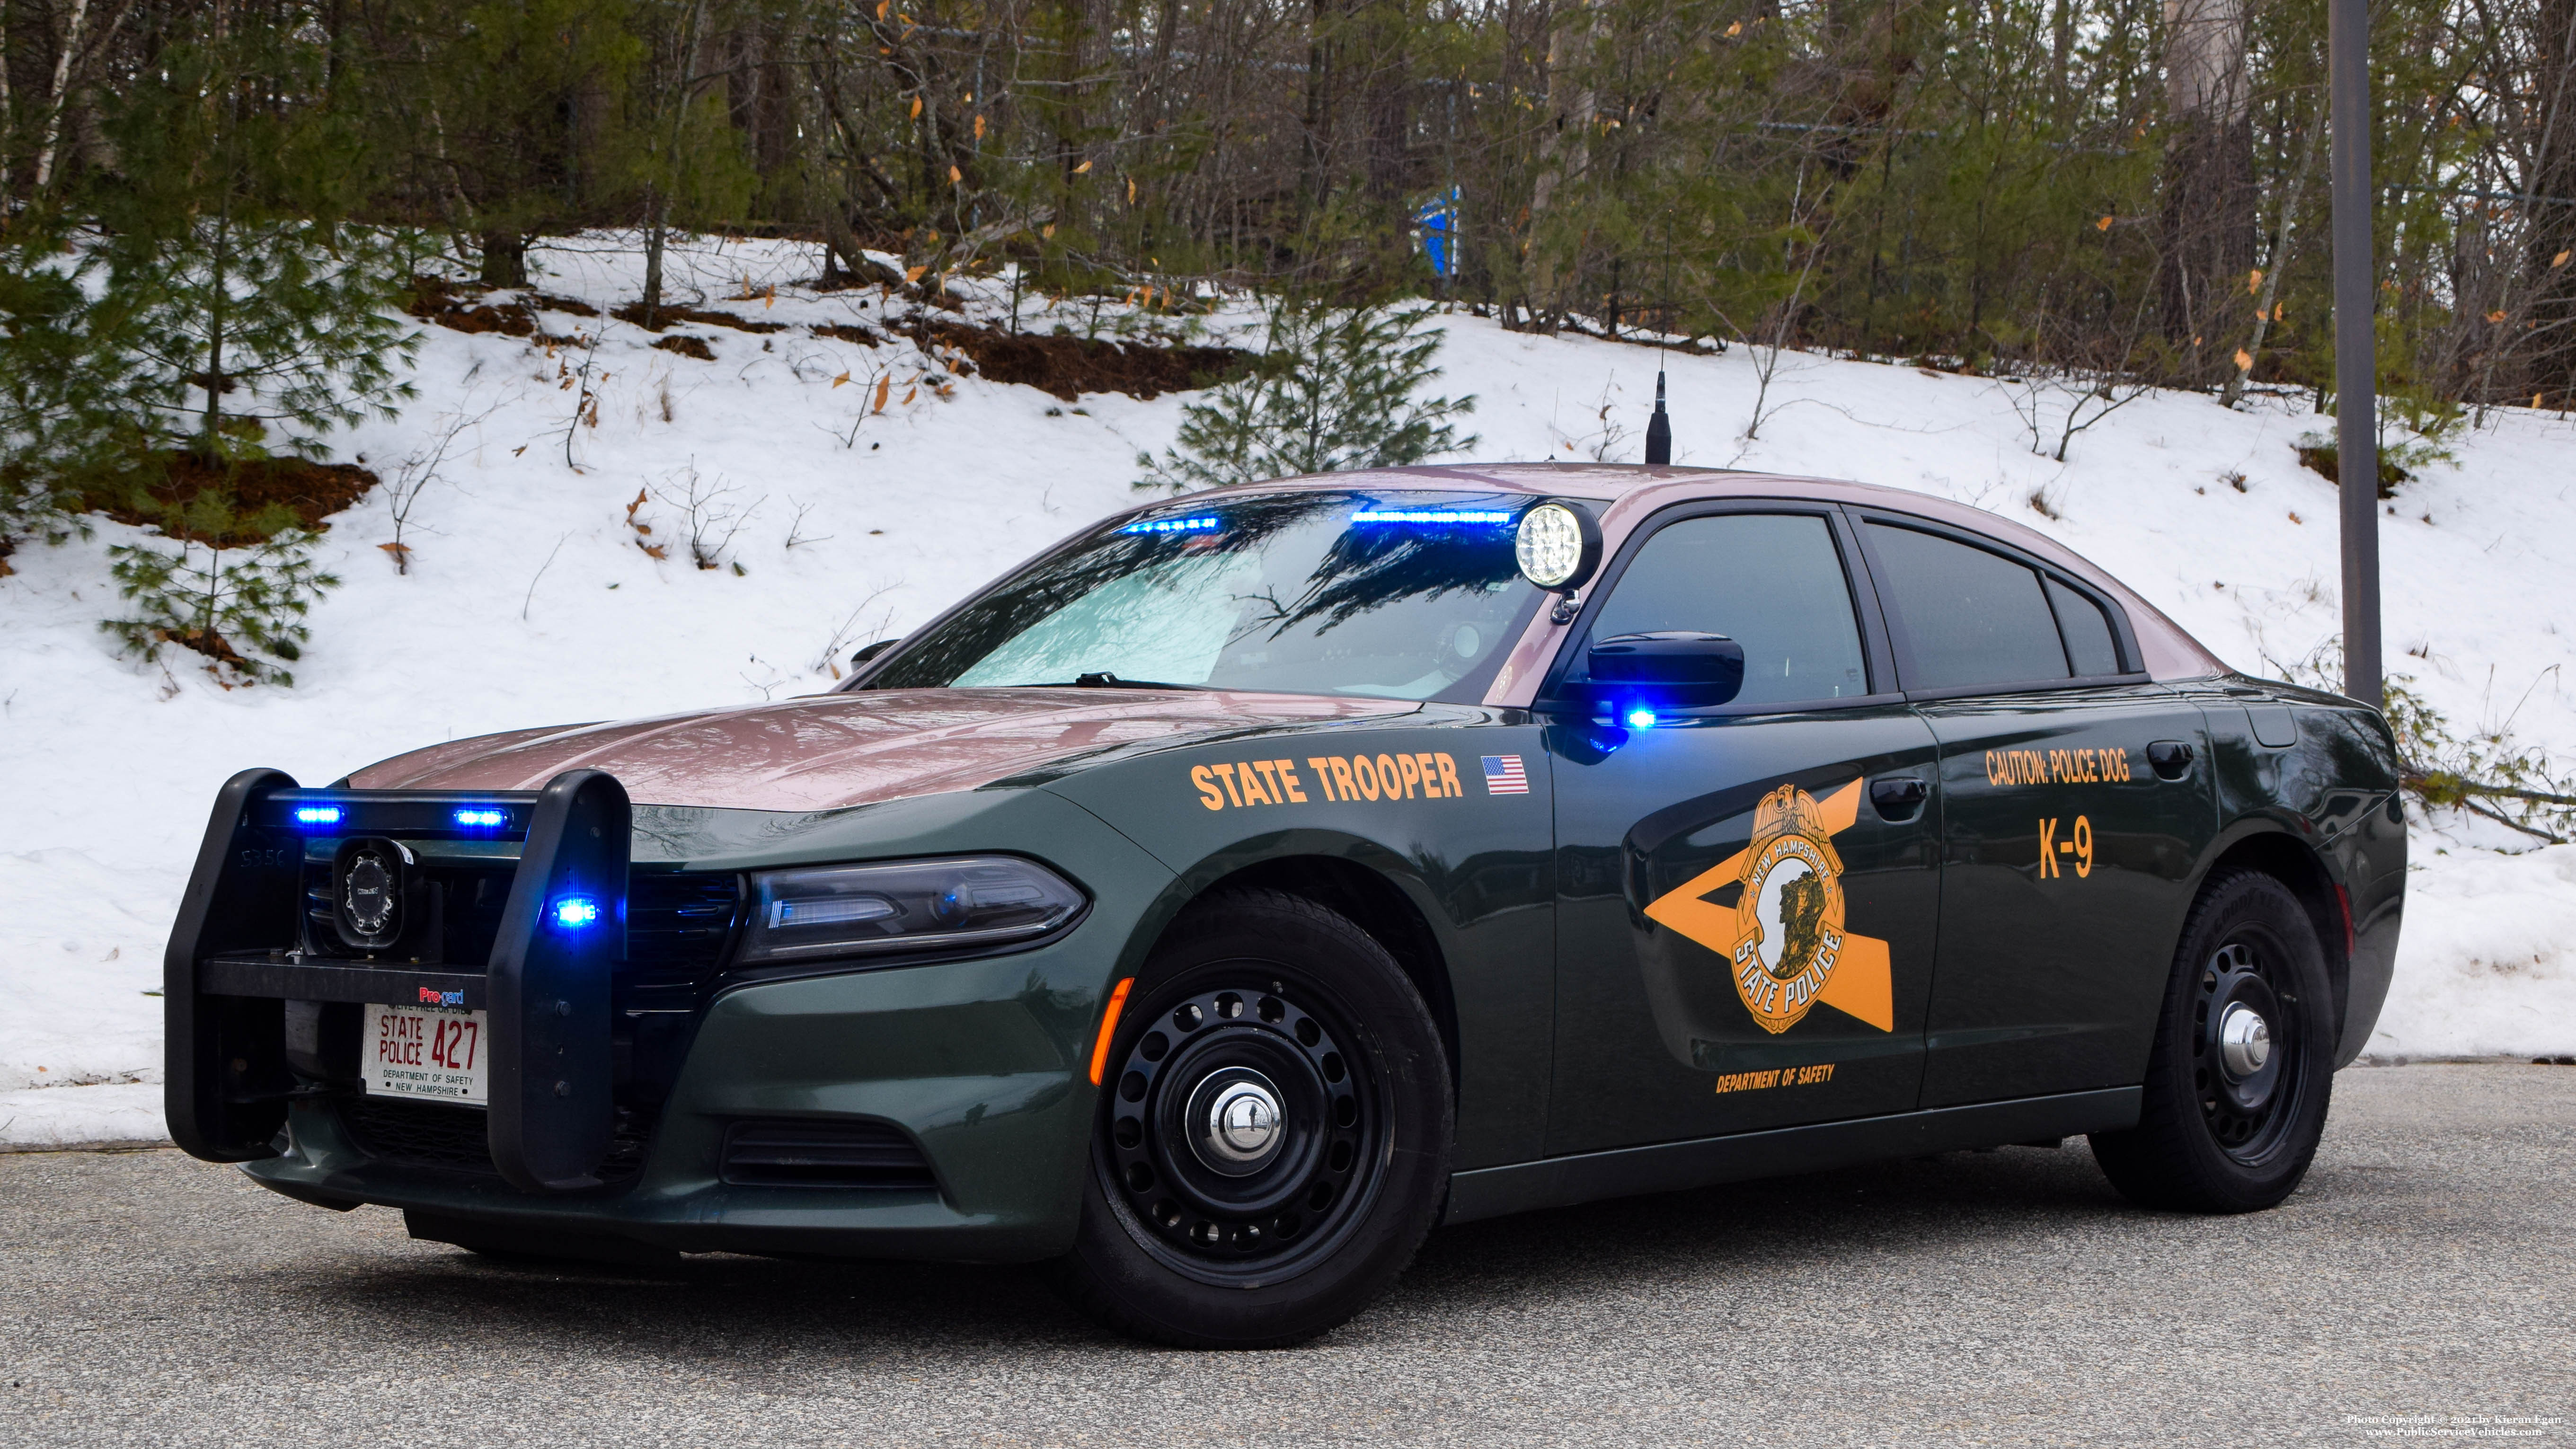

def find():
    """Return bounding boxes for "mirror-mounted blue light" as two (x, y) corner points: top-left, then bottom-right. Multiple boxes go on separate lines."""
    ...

(452, 807), (509, 829)
(551, 896), (602, 930)
(1624, 707), (1660, 729)
(293, 805), (344, 827)
(1121, 515), (1220, 534)
(1350, 509), (1515, 525)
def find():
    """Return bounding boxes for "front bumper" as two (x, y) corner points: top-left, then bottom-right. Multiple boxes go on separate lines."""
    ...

(171, 769), (1177, 1263)
(246, 944), (1110, 1262)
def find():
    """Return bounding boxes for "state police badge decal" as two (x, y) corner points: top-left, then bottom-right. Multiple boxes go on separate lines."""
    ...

(1644, 779), (1896, 1035)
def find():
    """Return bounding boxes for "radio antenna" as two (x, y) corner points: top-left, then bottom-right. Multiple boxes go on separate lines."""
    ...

(1644, 362), (1672, 466)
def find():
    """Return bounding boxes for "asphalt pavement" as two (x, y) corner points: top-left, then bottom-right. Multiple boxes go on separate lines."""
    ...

(2, 1062), (2570, 1448)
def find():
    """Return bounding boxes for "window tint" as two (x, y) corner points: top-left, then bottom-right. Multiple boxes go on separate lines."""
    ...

(1864, 523), (2070, 690)
(2046, 577), (2123, 677)
(1583, 513), (1868, 705)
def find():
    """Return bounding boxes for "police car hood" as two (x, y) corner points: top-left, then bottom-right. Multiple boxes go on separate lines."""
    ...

(348, 688), (1418, 813)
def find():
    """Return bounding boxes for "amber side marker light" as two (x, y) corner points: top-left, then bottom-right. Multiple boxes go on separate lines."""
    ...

(1089, 977), (1136, 1087)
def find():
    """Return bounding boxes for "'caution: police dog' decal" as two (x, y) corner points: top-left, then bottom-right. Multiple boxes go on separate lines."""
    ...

(1643, 780), (1895, 1035)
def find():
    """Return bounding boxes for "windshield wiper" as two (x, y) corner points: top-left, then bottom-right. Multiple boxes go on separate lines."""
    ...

(1054, 671), (1215, 691)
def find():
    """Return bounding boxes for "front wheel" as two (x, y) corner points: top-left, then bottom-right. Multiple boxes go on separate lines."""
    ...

(2091, 867), (2337, 1212)
(1048, 889), (1452, 1348)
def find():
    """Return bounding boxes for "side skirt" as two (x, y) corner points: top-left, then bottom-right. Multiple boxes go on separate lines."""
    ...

(1441, 1087), (2142, 1226)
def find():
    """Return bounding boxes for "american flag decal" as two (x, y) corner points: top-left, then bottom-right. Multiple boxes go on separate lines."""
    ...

(1480, 755), (1530, 795)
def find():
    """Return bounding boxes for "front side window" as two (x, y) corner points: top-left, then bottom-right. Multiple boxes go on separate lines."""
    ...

(1864, 522), (2071, 689)
(1573, 512), (1869, 707)
(865, 491), (1543, 702)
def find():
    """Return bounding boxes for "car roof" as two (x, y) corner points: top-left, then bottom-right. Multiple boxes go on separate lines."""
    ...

(1171, 463), (2228, 682)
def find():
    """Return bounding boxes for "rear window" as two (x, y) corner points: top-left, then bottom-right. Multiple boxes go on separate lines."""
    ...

(1865, 523), (2069, 690)
(2046, 577), (2124, 677)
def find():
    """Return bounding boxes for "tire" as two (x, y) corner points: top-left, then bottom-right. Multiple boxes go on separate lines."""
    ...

(2090, 867), (2336, 1213)
(1048, 888), (1453, 1348)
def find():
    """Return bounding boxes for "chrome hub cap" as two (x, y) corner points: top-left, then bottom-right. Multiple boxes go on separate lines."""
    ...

(1188, 1069), (1286, 1175)
(2218, 1003), (2272, 1079)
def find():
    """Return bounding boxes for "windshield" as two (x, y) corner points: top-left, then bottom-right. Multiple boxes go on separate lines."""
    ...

(865, 491), (1546, 702)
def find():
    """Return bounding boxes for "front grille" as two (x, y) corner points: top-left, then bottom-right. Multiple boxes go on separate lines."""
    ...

(625, 871), (745, 1002)
(338, 1096), (492, 1171)
(302, 861), (516, 964)
(335, 1096), (657, 1182)
(720, 1119), (938, 1190)
(313, 863), (744, 1185)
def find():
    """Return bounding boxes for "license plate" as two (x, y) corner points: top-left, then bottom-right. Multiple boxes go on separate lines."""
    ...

(362, 1003), (489, 1105)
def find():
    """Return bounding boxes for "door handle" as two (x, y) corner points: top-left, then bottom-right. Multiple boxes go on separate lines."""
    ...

(2147, 740), (2195, 780)
(1869, 777), (1930, 821)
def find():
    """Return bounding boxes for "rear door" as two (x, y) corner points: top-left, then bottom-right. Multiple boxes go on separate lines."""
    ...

(1850, 516), (2217, 1106)
(1543, 505), (1943, 1157)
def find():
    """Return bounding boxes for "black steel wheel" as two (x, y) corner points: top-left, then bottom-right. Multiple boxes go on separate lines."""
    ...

(1050, 888), (1452, 1347)
(2092, 867), (2336, 1212)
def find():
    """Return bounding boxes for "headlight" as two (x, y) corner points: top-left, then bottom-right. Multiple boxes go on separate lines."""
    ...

(738, 856), (1086, 963)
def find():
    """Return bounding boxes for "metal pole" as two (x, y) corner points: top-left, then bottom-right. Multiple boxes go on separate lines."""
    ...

(2330, 0), (2381, 705)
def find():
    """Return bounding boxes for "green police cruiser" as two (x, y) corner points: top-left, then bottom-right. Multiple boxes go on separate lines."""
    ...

(167, 463), (2407, 1347)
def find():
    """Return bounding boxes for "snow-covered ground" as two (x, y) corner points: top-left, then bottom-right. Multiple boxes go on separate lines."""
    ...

(6, 233), (2571, 1146)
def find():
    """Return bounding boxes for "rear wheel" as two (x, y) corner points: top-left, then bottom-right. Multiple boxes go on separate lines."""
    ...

(2091, 868), (2336, 1212)
(1049, 889), (1452, 1348)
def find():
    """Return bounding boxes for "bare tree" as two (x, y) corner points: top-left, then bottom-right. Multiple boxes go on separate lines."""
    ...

(2160, 0), (2257, 381)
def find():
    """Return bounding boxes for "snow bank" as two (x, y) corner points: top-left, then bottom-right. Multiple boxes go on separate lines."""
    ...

(0, 1084), (166, 1149)
(3, 233), (2567, 1144)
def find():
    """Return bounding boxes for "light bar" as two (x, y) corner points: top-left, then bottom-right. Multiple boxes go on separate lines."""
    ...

(1120, 516), (1221, 534)
(1350, 509), (1515, 524)
(551, 896), (602, 930)
(293, 805), (344, 826)
(452, 807), (509, 829)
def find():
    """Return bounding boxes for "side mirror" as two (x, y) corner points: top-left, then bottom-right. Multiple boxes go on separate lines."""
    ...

(1586, 631), (1745, 709)
(850, 639), (899, 669)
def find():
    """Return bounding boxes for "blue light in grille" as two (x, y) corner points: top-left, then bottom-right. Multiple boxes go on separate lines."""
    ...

(552, 896), (603, 929)
(293, 805), (344, 826)
(452, 807), (508, 829)
(1625, 708), (1660, 729)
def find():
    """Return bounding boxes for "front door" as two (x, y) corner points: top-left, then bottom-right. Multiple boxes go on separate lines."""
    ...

(1849, 516), (2219, 1107)
(1544, 507), (1944, 1157)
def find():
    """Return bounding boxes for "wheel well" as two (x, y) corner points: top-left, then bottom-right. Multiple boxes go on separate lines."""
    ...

(1187, 856), (1461, 1091)
(2204, 831), (2351, 1038)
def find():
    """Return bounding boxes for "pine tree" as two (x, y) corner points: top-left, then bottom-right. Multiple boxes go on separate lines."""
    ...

(1136, 297), (1477, 494)
(98, 23), (416, 466)
(100, 493), (339, 688)
(0, 217), (146, 560)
